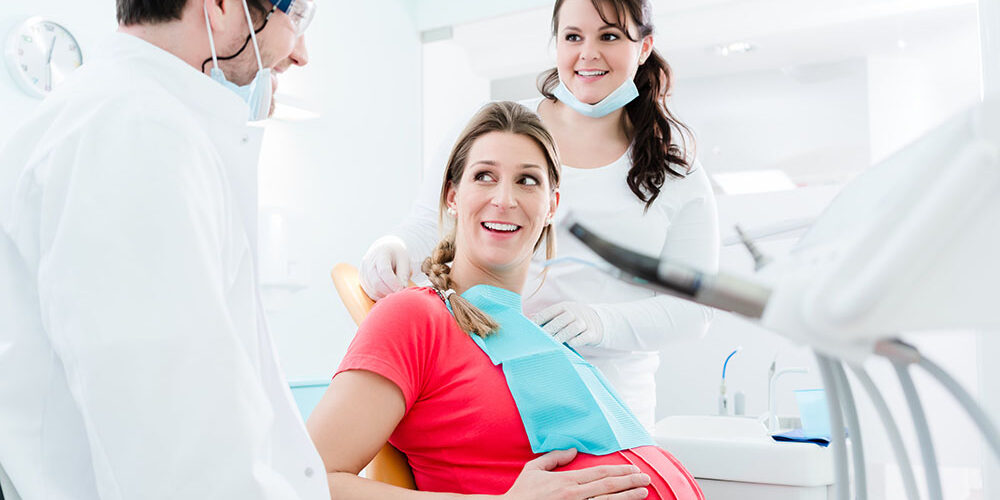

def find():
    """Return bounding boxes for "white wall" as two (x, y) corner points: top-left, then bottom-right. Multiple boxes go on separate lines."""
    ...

(421, 37), (490, 180)
(867, 19), (982, 164)
(671, 59), (871, 185)
(255, 0), (422, 379)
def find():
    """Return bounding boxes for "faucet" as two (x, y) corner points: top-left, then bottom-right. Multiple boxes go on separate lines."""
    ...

(767, 362), (808, 433)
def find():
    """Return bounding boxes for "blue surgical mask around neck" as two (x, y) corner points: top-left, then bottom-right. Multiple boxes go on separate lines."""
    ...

(552, 76), (639, 119)
(203, 0), (273, 121)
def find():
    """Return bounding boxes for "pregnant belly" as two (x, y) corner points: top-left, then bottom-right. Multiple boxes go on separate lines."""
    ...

(556, 446), (704, 500)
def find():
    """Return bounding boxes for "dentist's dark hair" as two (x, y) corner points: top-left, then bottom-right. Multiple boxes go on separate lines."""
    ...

(117, 0), (269, 26)
(422, 101), (562, 338)
(538, 0), (694, 211)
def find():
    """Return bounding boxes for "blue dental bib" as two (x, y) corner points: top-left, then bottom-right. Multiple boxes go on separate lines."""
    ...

(460, 285), (654, 455)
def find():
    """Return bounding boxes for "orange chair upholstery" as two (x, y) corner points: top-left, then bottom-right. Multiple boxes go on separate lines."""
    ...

(330, 263), (417, 489)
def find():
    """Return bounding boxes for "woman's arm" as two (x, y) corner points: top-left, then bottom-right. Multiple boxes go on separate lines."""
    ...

(306, 370), (651, 500)
(306, 370), (413, 497)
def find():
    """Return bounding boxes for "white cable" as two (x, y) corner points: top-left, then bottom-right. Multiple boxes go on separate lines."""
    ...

(240, 0), (264, 70)
(893, 360), (944, 500)
(850, 365), (921, 500)
(832, 361), (868, 499)
(816, 354), (850, 500)
(917, 355), (1000, 464)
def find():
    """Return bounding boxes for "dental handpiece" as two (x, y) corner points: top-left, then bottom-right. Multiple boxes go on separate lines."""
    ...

(568, 222), (772, 319)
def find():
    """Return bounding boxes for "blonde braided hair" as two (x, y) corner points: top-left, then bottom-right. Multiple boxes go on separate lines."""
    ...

(421, 237), (500, 337)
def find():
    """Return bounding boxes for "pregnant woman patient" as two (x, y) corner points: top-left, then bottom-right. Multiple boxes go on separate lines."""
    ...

(307, 102), (703, 500)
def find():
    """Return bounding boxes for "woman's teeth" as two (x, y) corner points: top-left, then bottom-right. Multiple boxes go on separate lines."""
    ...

(577, 70), (608, 77)
(482, 222), (520, 232)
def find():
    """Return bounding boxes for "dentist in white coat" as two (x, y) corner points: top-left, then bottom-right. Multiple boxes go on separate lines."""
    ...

(0, 0), (327, 498)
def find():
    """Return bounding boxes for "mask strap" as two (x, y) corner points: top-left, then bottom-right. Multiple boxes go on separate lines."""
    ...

(240, 0), (265, 72)
(203, 1), (221, 70)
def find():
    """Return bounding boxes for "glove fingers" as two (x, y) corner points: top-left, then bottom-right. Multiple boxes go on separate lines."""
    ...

(531, 304), (566, 327)
(373, 256), (405, 296)
(540, 311), (574, 336)
(395, 256), (412, 288)
(359, 256), (384, 300)
(554, 320), (586, 345)
(565, 326), (592, 347)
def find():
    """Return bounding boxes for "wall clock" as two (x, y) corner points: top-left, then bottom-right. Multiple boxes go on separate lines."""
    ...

(5, 17), (83, 98)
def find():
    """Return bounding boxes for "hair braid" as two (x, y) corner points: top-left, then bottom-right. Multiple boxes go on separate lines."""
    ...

(421, 235), (499, 338)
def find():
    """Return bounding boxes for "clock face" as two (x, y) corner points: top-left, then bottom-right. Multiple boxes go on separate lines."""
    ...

(5, 17), (83, 98)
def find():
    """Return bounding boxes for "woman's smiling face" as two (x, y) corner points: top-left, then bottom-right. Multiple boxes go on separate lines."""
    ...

(554, 0), (652, 105)
(447, 131), (559, 275)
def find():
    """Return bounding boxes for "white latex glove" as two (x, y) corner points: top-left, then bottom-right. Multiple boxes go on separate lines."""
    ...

(531, 301), (605, 348)
(359, 235), (411, 300)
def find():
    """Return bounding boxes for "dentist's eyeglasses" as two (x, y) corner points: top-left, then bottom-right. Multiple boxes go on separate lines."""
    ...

(270, 0), (316, 36)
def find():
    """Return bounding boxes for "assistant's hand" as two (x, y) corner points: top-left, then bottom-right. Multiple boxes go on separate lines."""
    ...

(503, 448), (650, 500)
(532, 302), (605, 348)
(359, 235), (411, 300)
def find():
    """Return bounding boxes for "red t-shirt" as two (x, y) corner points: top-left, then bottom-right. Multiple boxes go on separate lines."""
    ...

(336, 288), (702, 499)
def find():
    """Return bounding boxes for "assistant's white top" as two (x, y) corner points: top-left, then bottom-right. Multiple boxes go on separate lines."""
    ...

(0, 33), (327, 500)
(392, 97), (720, 429)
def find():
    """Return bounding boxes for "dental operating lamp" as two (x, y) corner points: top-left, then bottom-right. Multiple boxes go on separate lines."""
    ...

(570, 98), (1000, 500)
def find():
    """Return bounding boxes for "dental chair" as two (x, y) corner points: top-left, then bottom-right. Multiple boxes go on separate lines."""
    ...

(330, 263), (417, 489)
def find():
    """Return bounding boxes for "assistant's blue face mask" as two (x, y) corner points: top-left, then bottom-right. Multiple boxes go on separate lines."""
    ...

(203, 0), (273, 121)
(552, 75), (639, 119)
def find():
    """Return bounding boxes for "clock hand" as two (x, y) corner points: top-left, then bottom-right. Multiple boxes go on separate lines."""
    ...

(47, 35), (57, 64)
(45, 35), (56, 91)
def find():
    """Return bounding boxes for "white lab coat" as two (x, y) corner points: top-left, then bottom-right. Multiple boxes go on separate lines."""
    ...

(390, 97), (719, 429)
(0, 33), (328, 500)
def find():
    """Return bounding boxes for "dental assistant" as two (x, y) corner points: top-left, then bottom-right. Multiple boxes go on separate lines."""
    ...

(359, 0), (719, 430)
(0, 1), (326, 499)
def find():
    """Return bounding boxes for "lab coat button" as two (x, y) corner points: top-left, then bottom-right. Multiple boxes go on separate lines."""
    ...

(241, 135), (249, 144)
(304, 467), (314, 477)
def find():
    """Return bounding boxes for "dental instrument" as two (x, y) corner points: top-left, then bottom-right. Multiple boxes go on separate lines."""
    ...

(566, 222), (771, 319)
(721, 217), (816, 247)
(719, 347), (742, 415)
(734, 225), (772, 271)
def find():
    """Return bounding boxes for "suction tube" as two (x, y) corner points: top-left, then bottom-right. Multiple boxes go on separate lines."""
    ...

(568, 222), (771, 318)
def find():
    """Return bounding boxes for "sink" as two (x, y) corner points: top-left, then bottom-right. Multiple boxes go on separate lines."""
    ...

(654, 415), (834, 488)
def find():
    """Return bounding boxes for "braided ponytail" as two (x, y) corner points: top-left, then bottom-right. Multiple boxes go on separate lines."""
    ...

(421, 235), (500, 337)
